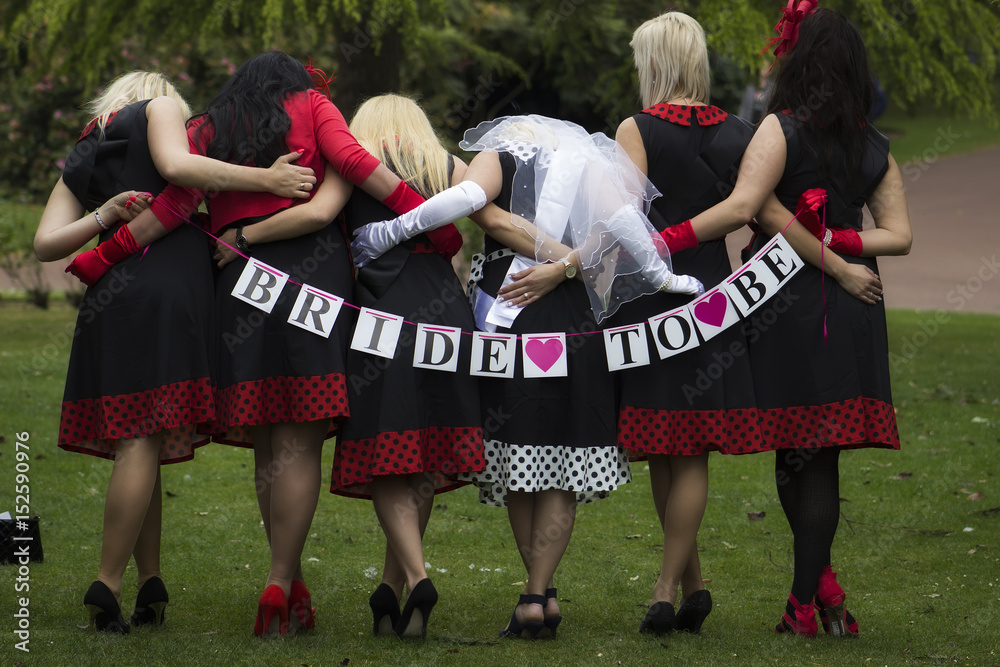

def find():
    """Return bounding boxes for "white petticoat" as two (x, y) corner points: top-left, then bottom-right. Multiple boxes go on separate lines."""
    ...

(458, 439), (632, 507)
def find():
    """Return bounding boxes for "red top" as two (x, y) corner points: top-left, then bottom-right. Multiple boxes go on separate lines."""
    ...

(641, 103), (728, 127)
(150, 89), (382, 233)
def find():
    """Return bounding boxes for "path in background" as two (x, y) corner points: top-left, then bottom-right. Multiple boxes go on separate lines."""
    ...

(6, 147), (1000, 315)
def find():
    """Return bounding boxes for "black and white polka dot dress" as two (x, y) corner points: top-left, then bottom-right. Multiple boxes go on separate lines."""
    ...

(458, 152), (630, 506)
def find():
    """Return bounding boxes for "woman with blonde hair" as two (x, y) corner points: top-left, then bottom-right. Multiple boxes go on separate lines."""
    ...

(35, 69), (314, 633)
(613, 11), (761, 635)
(329, 93), (482, 639)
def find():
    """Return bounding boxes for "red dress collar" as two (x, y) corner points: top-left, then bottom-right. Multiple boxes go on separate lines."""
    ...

(641, 103), (728, 126)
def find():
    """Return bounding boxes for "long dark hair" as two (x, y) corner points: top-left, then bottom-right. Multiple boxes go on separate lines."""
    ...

(765, 9), (874, 183)
(195, 51), (313, 167)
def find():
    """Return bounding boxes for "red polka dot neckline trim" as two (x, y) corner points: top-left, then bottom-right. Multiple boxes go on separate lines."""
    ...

(642, 103), (728, 126)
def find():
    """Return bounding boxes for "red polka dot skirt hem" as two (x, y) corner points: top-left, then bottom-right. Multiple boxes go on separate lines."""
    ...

(211, 373), (349, 447)
(57, 377), (215, 464)
(757, 397), (899, 451)
(330, 426), (485, 498)
(618, 405), (764, 457)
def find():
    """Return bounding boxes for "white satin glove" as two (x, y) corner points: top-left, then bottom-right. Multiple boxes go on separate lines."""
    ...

(352, 180), (488, 268)
(604, 205), (705, 296)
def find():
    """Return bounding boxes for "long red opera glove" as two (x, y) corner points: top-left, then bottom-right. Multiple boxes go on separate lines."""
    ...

(65, 224), (141, 286)
(382, 181), (463, 260)
(794, 188), (863, 256)
(658, 219), (699, 253)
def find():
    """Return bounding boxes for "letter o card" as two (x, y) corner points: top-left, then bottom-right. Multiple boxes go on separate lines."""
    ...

(413, 324), (462, 372)
(351, 307), (404, 359)
(233, 259), (289, 314)
(522, 333), (567, 378)
(648, 306), (698, 360)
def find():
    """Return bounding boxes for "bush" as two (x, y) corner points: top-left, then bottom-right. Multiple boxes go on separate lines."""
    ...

(0, 200), (49, 308)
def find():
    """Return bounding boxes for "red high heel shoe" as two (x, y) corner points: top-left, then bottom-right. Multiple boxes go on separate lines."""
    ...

(815, 566), (859, 637)
(253, 585), (289, 637)
(774, 593), (817, 637)
(288, 580), (315, 633)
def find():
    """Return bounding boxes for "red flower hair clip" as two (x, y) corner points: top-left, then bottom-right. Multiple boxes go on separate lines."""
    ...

(761, 0), (819, 65)
(304, 56), (336, 98)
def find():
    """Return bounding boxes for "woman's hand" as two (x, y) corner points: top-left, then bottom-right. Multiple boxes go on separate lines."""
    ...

(213, 227), (240, 268)
(497, 262), (567, 307)
(266, 151), (316, 199)
(834, 262), (883, 305)
(103, 191), (154, 225)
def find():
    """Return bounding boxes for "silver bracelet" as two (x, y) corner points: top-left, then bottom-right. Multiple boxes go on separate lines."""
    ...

(822, 228), (833, 247)
(95, 209), (110, 231)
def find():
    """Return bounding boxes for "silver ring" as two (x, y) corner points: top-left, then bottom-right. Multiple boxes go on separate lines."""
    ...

(300, 182), (307, 190)
(524, 292), (530, 300)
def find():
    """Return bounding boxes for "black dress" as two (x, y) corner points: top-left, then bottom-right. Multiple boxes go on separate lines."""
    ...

(458, 152), (630, 506)
(613, 104), (765, 457)
(210, 217), (356, 446)
(330, 159), (484, 498)
(58, 100), (216, 463)
(745, 112), (899, 450)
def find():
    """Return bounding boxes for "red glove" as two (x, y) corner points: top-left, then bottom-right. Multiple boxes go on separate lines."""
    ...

(65, 224), (141, 286)
(825, 227), (863, 256)
(793, 188), (828, 238)
(382, 180), (463, 261)
(658, 219), (699, 253)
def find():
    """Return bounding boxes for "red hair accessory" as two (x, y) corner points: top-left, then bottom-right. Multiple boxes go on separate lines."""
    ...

(761, 0), (819, 64)
(304, 56), (336, 98)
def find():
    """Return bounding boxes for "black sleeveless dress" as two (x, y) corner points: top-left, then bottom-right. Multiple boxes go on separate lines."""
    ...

(745, 112), (899, 450)
(612, 104), (765, 457)
(58, 100), (216, 463)
(210, 211), (356, 447)
(329, 158), (484, 498)
(458, 151), (630, 506)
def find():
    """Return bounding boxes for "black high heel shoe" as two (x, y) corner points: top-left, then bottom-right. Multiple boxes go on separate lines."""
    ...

(638, 600), (675, 636)
(500, 594), (546, 639)
(130, 576), (169, 627)
(537, 587), (562, 638)
(369, 583), (401, 636)
(394, 579), (437, 638)
(674, 589), (712, 634)
(84, 581), (130, 634)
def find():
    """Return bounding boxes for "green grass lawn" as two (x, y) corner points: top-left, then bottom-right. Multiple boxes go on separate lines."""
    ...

(876, 105), (1000, 165)
(0, 303), (997, 666)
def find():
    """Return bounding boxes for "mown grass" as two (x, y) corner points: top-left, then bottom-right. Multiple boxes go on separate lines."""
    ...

(0, 303), (997, 666)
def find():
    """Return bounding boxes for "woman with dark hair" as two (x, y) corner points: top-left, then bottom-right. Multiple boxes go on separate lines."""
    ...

(675, 2), (911, 636)
(35, 70), (314, 634)
(613, 11), (760, 636)
(66, 51), (454, 637)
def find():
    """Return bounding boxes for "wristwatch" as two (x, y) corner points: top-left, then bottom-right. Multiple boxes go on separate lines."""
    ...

(559, 255), (577, 280)
(235, 226), (251, 253)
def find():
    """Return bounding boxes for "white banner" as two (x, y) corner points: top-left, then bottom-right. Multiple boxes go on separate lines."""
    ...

(286, 285), (344, 338)
(603, 323), (650, 371)
(413, 324), (462, 372)
(470, 332), (517, 378)
(648, 305), (699, 360)
(522, 333), (568, 378)
(350, 308), (404, 359)
(232, 259), (289, 314)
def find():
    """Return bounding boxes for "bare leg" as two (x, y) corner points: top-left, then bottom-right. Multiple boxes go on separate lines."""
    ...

(371, 474), (431, 594)
(97, 435), (162, 605)
(649, 454), (708, 606)
(132, 466), (163, 590)
(257, 420), (327, 594)
(507, 489), (576, 627)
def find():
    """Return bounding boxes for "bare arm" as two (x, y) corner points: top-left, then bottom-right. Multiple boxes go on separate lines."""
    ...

(689, 113), (787, 239)
(33, 179), (152, 261)
(145, 97), (316, 198)
(859, 154), (912, 257)
(214, 166), (352, 267)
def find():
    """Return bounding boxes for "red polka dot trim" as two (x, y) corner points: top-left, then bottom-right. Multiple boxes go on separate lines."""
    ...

(758, 397), (899, 451)
(642, 104), (729, 126)
(58, 377), (215, 464)
(211, 373), (349, 447)
(618, 405), (764, 456)
(330, 426), (485, 498)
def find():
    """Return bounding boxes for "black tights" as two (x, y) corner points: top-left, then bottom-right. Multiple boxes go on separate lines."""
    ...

(775, 447), (841, 605)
